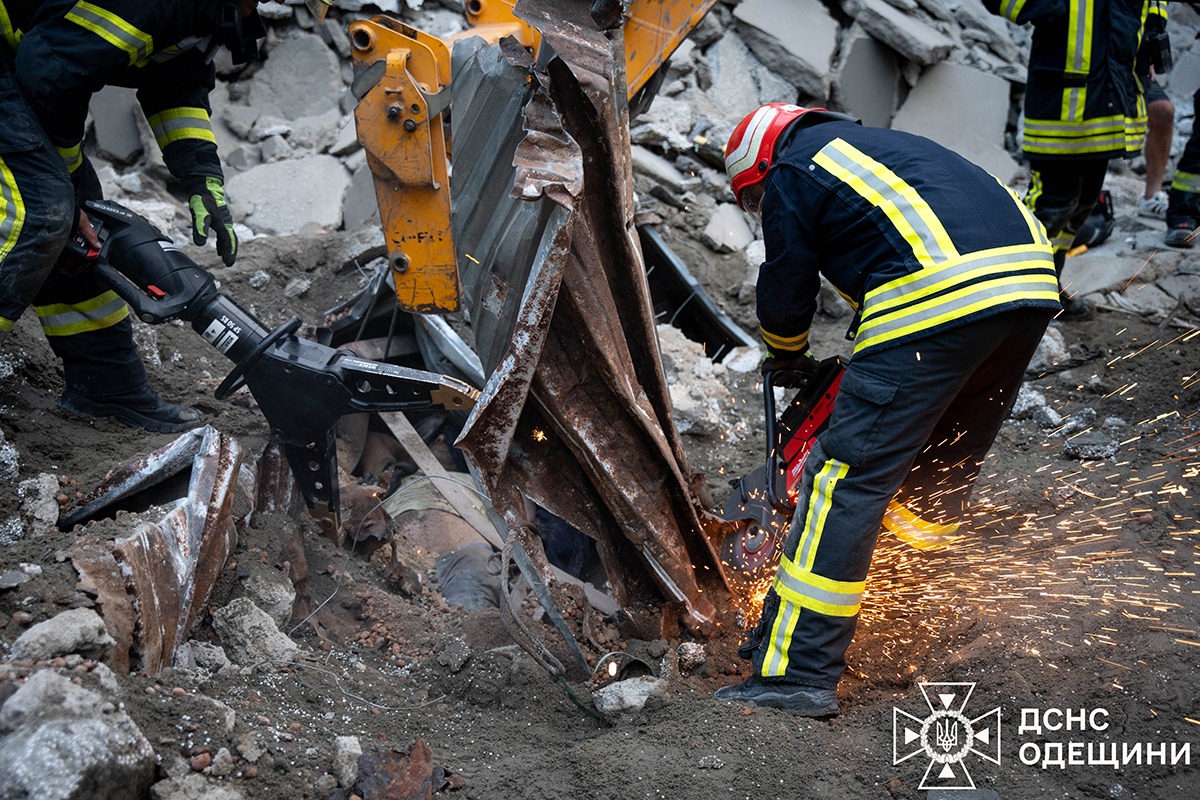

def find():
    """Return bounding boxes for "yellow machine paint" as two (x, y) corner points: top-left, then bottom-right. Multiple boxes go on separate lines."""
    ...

(350, 0), (716, 314)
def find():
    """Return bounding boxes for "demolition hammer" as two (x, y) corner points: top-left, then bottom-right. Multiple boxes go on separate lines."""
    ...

(72, 199), (479, 537)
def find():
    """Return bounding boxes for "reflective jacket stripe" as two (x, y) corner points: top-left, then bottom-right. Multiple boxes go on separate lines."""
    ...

(760, 325), (808, 356)
(998, 0), (1027, 22)
(814, 139), (957, 267)
(1172, 171), (1200, 193)
(1000, 180), (1050, 245)
(856, 273), (1059, 353)
(775, 555), (865, 617)
(0, 1), (20, 49)
(146, 107), (216, 148)
(1066, 0), (1092, 76)
(65, 1), (153, 66)
(35, 291), (129, 336)
(0, 156), (24, 261)
(55, 143), (84, 173)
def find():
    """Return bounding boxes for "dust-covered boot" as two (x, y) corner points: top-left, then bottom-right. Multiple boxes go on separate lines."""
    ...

(714, 676), (839, 716)
(59, 385), (200, 434)
(47, 315), (199, 433)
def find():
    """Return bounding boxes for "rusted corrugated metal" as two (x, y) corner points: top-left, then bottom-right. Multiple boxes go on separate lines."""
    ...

(452, 0), (733, 630)
(69, 426), (242, 674)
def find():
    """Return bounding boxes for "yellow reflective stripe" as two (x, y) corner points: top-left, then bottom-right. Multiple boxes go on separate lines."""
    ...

(998, 0), (1027, 22)
(813, 138), (957, 268)
(882, 500), (960, 551)
(760, 598), (801, 677)
(1066, 0), (1091, 75)
(1061, 86), (1086, 122)
(796, 457), (850, 571)
(863, 244), (1053, 314)
(1172, 172), (1200, 193)
(65, 1), (153, 66)
(34, 291), (129, 336)
(0, 0), (21, 49)
(999, 179), (1049, 246)
(855, 275), (1059, 353)
(1024, 116), (1126, 137)
(760, 325), (808, 355)
(146, 107), (216, 148)
(0, 316), (14, 333)
(775, 555), (865, 617)
(1050, 231), (1075, 254)
(0, 156), (25, 261)
(55, 143), (83, 173)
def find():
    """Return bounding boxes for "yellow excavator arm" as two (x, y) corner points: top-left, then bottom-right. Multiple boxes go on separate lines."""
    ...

(350, 0), (717, 314)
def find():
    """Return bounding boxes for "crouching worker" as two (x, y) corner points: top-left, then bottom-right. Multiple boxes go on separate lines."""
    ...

(715, 104), (1060, 716)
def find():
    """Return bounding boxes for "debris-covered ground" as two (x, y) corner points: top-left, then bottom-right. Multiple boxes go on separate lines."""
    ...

(2, 2), (1200, 799)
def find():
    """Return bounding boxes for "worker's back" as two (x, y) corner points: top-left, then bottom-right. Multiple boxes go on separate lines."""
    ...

(764, 119), (1060, 355)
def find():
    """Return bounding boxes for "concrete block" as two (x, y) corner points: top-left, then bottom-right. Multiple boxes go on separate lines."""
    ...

(832, 23), (902, 128)
(632, 145), (688, 194)
(891, 62), (1019, 182)
(1060, 251), (1147, 298)
(705, 34), (769, 122)
(847, 0), (956, 66)
(952, 0), (1023, 63)
(1104, 281), (1178, 316)
(226, 155), (350, 235)
(734, 0), (840, 100)
(342, 162), (381, 231)
(248, 35), (341, 121)
(329, 116), (361, 156)
(702, 203), (755, 254)
(1167, 52), (1200, 98)
(90, 86), (142, 163)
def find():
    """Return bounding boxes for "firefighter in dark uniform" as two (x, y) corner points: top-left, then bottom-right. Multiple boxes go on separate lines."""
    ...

(986, 0), (1151, 319)
(0, 0), (268, 432)
(714, 105), (1061, 715)
(1164, 85), (1200, 248)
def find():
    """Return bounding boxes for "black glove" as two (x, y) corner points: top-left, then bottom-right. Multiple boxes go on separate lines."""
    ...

(186, 176), (238, 266)
(761, 352), (817, 388)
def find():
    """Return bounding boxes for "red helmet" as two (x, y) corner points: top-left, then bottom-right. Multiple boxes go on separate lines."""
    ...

(725, 103), (820, 209)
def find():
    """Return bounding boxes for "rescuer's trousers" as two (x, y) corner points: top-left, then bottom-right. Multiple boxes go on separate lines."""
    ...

(0, 48), (145, 396)
(1024, 157), (1108, 276)
(740, 308), (1053, 689)
(1167, 87), (1200, 226)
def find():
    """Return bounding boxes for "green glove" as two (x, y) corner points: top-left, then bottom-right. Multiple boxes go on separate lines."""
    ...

(186, 176), (237, 266)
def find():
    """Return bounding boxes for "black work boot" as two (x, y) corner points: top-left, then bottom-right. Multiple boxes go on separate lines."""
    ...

(714, 676), (839, 717)
(59, 385), (200, 434)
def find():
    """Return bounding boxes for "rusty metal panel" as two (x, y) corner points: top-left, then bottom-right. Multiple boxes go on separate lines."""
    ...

(451, 0), (731, 629)
(70, 426), (242, 674)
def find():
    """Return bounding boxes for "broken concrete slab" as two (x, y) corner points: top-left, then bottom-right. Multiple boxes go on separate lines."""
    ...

(0, 669), (156, 800)
(951, 0), (1024, 63)
(846, 0), (956, 66)
(149, 773), (246, 800)
(8, 608), (115, 662)
(832, 23), (902, 128)
(1104, 281), (1179, 317)
(226, 155), (350, 235)
(592, 675), (666, 713)
(891, 61), (1019, 183)
(734, 0), (840, 100)
(248, 35), (342, 122)
(632, 145), (688, 194)
(702, 202), (755, 254)
(705, 33), (771, 122)
(1060, 251), (1149, 299)
(342, 162), (381, 232)
(212, 597), (298, 667)
(90, 86), (142, 163)
(333, 735), (363, 788)
(17, 473), (59, 533)
(1168, 52), (1200, 99)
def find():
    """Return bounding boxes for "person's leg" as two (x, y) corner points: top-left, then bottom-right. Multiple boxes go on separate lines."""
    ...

(719, 310), (1048, 711)
(1139, 81), (1173, 218)
(1025, 157), (1108, 319)
(1165, 88), (1200, 248)
(889, 308), (1053, 546)
(0, 56), (74, 348)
